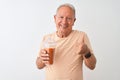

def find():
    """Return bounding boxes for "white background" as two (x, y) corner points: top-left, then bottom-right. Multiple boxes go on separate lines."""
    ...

(0, 0), (120, 80)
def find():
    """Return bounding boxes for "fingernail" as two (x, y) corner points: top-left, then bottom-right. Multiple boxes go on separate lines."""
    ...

(46, 54), (49, 56)
(42, 50), (46, 53)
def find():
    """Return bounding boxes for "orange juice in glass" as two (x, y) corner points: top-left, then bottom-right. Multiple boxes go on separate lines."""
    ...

(44, 37), (56, 64)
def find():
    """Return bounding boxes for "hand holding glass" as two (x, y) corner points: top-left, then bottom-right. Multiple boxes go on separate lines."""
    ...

(44, 37), (56, 64)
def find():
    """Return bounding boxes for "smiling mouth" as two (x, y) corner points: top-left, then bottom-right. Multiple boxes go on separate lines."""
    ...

(60, 25), (68, 29)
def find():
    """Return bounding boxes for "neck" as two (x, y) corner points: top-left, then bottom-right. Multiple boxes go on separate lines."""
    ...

(56, 30), (72, 38)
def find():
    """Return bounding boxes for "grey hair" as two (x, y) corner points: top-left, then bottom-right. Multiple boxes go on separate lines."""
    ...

(56, 3), (76, 18)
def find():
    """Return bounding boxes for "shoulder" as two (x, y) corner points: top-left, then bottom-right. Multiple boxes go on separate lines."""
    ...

(73, 30), (87, 36)
(73, 30), (90, 41)
(42, 32), (56, 41)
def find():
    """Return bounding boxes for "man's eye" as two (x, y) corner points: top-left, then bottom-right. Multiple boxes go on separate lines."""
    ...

(60, 17), (63, 19)
(67, 18), (72, 20)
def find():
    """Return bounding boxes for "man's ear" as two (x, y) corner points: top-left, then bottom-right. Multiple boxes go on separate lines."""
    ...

(74, 18), (76, 22)
(72, 18), (76, 26)
(54, 15), (56, 21)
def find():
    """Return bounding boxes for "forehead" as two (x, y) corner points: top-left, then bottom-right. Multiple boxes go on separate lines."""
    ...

(57, 6), (74, 16)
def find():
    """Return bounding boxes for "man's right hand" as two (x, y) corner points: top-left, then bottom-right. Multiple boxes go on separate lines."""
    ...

(40, 49), (50, 65)
(36, 49), (50, 69)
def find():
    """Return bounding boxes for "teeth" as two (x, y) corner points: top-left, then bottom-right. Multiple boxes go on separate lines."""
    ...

(60, 25), (67, 28)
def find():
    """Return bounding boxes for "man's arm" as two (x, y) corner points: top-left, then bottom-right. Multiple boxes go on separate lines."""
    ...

(79, 43), (97, 70)
(82, 32), (97, 70)
(83, 53), (97, 70)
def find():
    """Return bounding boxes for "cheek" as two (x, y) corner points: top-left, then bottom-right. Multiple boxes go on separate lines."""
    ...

(56, 22), (61, 28)
(69, 22), (74, 27)
(68, 27), (72, 31)
(56, 20), (61, 24)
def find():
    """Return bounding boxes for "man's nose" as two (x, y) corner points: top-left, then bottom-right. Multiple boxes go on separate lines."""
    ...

(62, 18), (68, 24)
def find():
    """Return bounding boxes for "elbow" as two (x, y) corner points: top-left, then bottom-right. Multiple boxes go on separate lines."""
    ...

(86, 60), (97, 70)
(90, 61), (97, 70)
(89, 65), (96, 70)
(86, 64), (96, 70)
(90, 57), (97, 70)
(89, 61), (97, 70)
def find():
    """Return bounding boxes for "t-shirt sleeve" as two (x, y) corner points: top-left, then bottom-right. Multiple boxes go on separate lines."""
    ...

(83, 33), (94, 54)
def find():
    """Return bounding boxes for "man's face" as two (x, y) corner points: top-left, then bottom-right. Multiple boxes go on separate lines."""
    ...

(54, 6), (76, 36)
